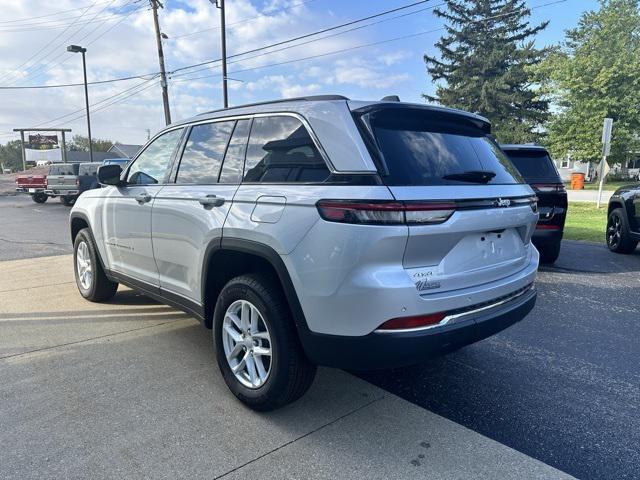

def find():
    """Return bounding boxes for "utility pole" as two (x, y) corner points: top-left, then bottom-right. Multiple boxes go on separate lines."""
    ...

(213, 0), (229, 108)
(150, 0), (171, 125)
(597, 118), (613, 208)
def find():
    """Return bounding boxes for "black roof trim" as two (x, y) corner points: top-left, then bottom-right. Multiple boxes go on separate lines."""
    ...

(198, 95), (350, 116)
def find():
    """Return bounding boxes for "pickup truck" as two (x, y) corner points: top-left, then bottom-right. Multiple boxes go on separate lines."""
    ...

(15, 172), (48, 203)
(44, 163), (80, 206)
(45, 163), (100, 206)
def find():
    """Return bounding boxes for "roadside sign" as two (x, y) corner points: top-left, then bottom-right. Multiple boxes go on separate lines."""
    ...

(602, 118), (613, 156)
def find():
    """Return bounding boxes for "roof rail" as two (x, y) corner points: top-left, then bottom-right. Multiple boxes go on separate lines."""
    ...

(199, 95), (350, 116)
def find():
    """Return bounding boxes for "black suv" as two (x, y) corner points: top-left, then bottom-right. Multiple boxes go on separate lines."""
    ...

(501, 144), (567, 264)
(606, 183), (640, 253)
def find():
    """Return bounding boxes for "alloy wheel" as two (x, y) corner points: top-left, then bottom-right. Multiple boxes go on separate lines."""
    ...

(76, 241), (93, 290)
(607, 215), (621, 249)
(222, 299), (272, 389)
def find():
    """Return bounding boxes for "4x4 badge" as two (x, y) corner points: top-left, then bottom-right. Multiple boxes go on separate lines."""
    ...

(494, 198), (511, 208)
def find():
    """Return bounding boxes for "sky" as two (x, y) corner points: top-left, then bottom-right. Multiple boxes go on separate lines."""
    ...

(0, 0), (600, 145)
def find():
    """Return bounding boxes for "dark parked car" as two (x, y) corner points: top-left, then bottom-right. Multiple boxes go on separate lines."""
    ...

(501, 144), (567, 264)
(606, 183), (640, 253)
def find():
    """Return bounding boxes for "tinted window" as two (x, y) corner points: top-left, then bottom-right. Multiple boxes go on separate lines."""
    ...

(364, 109), (523, 186)
(243, 116), (330, 183)
(503, 149), (560, 182)
(127, 129), (183, 185)
(79, 164), (98, 176)
(48, 164), (78, 176)
(176, 121), (234, 184)
(219, 119), (251, 184)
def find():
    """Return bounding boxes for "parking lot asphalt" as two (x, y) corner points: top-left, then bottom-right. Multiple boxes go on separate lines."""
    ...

(1, 194), (638, 479)
(358, 241), (640, 480)
(0, 195), (72, 260)
(0, 255), (571, 480)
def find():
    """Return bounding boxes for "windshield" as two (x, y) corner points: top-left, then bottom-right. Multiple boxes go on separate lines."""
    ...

(360, 108), (523, 186)
(503, 149), (560, 182)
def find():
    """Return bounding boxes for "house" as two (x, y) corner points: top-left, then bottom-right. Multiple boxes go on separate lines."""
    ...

(554, 157), (596, 182)
(107, 142), (143, 159)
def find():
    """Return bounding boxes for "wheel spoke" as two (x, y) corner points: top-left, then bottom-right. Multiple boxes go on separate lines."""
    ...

(226, 312), (242, 331)
(246, 354), (258, 386)
(223, 323), (242, 343)
(241, 303), (251, 331)
(253, 331), (270, 340)
(254, 355), (268, 381)
(253, 346), (271, 357)
(232, 352), (248, 374)
(250, 306), (259, 334)
(226, 342), (244, 361)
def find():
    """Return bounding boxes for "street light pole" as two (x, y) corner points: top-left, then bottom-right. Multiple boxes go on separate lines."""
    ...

(213, 0), (228, 108)
(67, 44), (93, 163)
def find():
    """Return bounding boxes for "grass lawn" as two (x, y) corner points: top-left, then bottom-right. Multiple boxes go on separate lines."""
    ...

(564, 180), (631, 191)
(563, 202), (607, 243)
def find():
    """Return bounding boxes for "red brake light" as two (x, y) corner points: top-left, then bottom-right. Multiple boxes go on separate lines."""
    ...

(316, 200), (456, 225)
(535, 224), (561, 230)
(378, 312), (447, 330)
(532, 183), (566, 193)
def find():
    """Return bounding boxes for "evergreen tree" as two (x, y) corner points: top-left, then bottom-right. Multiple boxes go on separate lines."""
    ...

(424, 0), (549, 143)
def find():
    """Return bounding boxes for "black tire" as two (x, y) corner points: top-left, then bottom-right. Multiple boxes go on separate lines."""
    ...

(606, 208), (638, 254)
(73, 228), (119, 302)
(31, 193), (48, 203)
(60, 195), (76, 206)
(538, 240), (561, 264)
(213, 273), (316, 411)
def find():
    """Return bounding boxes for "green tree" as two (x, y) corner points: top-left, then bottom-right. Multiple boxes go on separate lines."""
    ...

(539, 0), (640, 165)
(424, 0), (550, 143)
(0, 140), (23, 172)
(69, 135), (113, 152)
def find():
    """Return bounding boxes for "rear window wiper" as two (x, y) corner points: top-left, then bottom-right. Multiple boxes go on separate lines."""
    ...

(442, 170), (496, 184)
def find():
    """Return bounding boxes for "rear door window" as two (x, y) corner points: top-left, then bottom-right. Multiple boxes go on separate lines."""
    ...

(219, 119), (251, 184)
(243, 116), (331, 183)
(79, 164), (98, 176)
(176, 121), (234, 184)
(503, 150), (561, 183)
(361, 108), (523, 186)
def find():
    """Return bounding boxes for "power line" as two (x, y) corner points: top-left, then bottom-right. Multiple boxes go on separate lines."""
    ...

(0, 0), (121, 24)
(171, 0), (317, 40)
(0, 1), (101, 85)
(171, 0), (568, 85)
(0, 0), (432, 89)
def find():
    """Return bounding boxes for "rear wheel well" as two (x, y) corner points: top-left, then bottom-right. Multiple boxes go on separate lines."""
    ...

(203, 249), (284, 329)
(608, 201), (624, 217)
(71, 217), (89, 242)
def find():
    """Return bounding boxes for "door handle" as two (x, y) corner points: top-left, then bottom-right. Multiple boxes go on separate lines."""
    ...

(135, 193), (152, 204)
(198, 195), (225, 208)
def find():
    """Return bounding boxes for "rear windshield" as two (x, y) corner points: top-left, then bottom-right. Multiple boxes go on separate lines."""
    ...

(48, 164), (78, 175)
(361, 108), (523, 186)
(503, 149), (560, 182)
(79, 164), (98, 176)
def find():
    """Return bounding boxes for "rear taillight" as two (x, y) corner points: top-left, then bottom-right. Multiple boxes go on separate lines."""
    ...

(76, 179), (80, 186)
(378, 312), (447, 330)
(316, 200), (456, 225)
(44, 178), (48, 187)
(532, 183), (566, 193)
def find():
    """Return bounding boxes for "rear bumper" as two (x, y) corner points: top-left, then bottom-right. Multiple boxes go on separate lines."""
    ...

(16, 187), (45, 193)
(300, 286), (536, 370)
(532, 227), (563, 246)
(45, 189), (78, 196)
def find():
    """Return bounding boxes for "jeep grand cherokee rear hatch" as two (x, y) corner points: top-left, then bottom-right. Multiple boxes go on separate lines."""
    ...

(354, 105), (538, 295)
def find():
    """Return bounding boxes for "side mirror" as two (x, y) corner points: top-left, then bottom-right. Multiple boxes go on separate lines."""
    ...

(97, 164), (124, 186)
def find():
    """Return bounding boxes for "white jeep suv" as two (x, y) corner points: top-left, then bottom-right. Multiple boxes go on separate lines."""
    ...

(70, 95), (539, 410)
